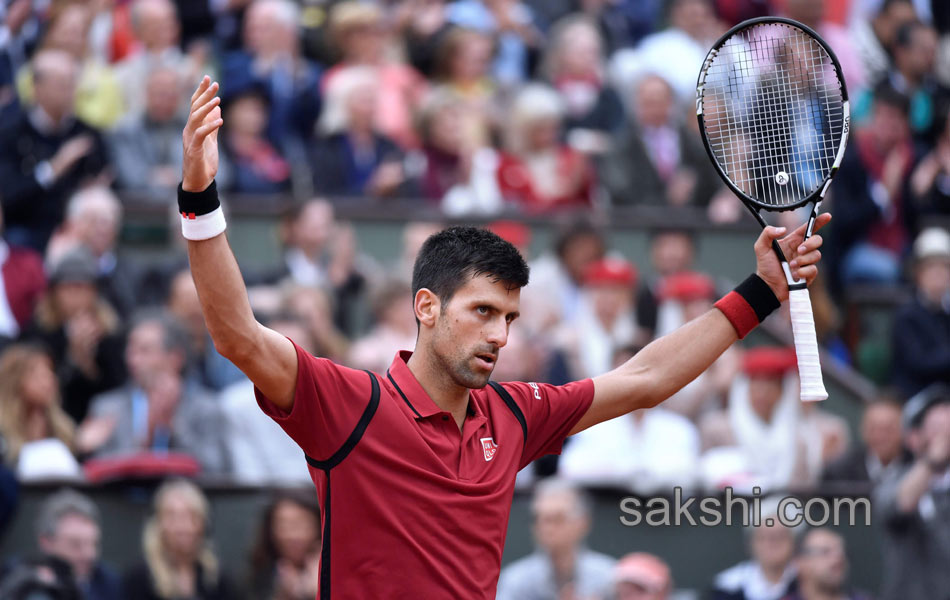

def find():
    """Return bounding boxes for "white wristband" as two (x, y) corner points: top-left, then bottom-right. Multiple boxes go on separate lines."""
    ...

(181, 206), (226, 241)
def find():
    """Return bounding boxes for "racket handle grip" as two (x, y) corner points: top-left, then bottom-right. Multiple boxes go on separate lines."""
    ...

(788, 288), (828, 401)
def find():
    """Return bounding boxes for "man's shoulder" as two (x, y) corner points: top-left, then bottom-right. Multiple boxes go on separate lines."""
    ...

(713, 560), (755, 591)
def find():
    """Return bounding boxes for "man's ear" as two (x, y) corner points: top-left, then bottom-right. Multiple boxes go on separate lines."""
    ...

(414, 288), (440, 328)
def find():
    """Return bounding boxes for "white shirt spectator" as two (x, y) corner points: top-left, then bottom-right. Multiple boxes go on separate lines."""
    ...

(559, 408), (700, 494)
(220, 379), (312, 486)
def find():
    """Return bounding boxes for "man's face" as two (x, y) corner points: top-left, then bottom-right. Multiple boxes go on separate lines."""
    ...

(39, 513), (100, 582)
(651, 233), (694, 276)
(751, 523), (794, 572)
(427, 274), (520, 389)
(531, 491), (587, 555)
(126, 321), (177, 387)
(33, 58), (78, 121)
(862, 403), (903, 464)
(798, 530), (847, 592)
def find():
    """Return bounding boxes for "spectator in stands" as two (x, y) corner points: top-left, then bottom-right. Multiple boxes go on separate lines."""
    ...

(634, 229), (695, 340)
(874, 386), (950, 600)
(18, 4), (123, 130)
(0, 49), (109, 252)
(891, 227), (950, 398)
(851, 0), (918, 88)
(559, 344), (700, 494)
(603, 73), (718, 208)
(166, 268), (244, 391)
(281, 284), (351, 362)
(781, 528), (870, 600)
(711, 501), (798, 600)
(496, 478), (614, 600)
(257, 199), (372, 336)
(497, 84), (595, 211)
(654, 272), (739, 421)
(114, 0), (202, 115)
(911, 107), (950, 217)
(35, 489), (121, 600)
(829, 83), (914, 291)
(391, 0), (450, 78)
(416, 89), (502, 215)
(523, 219), (605, 332)
(76, 311), (229, 475)
(823, 397), (912, 487)
(221, 315), (313, 486)
(0, 554), (82, 600)
(0, 344), (80, 481)
(324, 2), (427, 150)
(445, 0), (541, 87)
(348, 278), (417, 373)
(247, 490), (321, 600)
(48, 187), (140, 319)
(123, 479), (237, 600)
(541, 15), (624, 155)
(221, 0), (321, 156)
(220, 87), (291, 195)
(877, 20), (947, 145)
(700, 348), (817, 492)
(782, 0), (866, 90)
(553, 257), (640, 380)
(109, 66), (186, 202)
(311, 66), (411, 198)
(610, 0), (719, 103)
(0, 208), (45, 347)
(0, 0), (37, 128)
(612, 552), (674, 600)
(431, 28), (498, 148)
(24, 248), (125, 424)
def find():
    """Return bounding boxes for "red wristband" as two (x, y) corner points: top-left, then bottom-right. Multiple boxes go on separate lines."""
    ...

(715, 274), (780, 339)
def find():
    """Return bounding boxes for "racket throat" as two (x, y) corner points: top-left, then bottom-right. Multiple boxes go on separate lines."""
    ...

(781, 260), (807, 289)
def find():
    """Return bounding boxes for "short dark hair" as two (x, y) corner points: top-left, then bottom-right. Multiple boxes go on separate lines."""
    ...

(873, 81), (911, 116)
(553, 219), (604, 259)
(411, 226), (529, 306)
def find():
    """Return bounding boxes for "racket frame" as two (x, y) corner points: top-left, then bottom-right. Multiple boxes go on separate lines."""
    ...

(695, 17), (851, 401)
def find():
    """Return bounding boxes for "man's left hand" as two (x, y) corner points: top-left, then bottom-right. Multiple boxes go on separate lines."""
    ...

(754, 212), (831, 303)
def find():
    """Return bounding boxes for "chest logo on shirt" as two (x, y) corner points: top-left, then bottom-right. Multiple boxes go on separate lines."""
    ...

(480, 437), (498, 462)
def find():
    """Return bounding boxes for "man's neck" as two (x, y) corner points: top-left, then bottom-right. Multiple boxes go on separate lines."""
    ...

(548, 546), (577, 583)
(406, 347), (470, 429)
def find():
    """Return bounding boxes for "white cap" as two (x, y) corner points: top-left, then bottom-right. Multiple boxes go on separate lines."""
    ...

(913, 227), (950, 262)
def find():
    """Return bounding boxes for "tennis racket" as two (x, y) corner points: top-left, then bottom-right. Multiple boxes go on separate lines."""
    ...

(696, 17), (850, 401)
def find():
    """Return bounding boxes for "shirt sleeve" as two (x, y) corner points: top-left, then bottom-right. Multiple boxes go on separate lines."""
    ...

(502, 379), (595, 470)
(254, 339), (374, 462)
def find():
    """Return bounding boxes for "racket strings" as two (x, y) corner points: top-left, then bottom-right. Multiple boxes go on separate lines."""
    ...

(699, 23), (845, 208)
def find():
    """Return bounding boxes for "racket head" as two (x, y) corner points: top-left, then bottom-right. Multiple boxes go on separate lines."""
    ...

(696, 17), (850, 212)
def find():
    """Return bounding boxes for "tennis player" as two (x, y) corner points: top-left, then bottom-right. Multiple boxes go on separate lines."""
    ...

(179, 77), (829, 599)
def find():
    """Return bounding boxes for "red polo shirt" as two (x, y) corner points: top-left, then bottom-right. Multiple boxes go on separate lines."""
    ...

(255, 342), (594, 599)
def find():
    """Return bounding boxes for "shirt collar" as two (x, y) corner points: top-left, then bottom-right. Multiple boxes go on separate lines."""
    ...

(386, 350), (480, 419)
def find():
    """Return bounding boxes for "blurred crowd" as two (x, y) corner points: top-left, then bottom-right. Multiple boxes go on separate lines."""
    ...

(1, 0), (950, 598)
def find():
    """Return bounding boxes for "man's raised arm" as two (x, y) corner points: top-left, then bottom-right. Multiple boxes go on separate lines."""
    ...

(571, 215), (831, 435)
(181, 77), (298, 410)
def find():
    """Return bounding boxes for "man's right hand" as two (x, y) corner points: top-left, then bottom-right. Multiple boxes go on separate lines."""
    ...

(182, 76), (223, 192)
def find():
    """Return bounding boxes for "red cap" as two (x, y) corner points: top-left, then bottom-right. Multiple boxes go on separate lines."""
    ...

(583, 257), (638, 288)
(488, 220), (531, 249)
(659, 271), (716, 302)
(742, 347), (797, 378)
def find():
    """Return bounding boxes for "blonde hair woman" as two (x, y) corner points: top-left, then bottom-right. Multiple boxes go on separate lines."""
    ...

(122, 479), (236, 600)
(0, 344), (78, 479)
